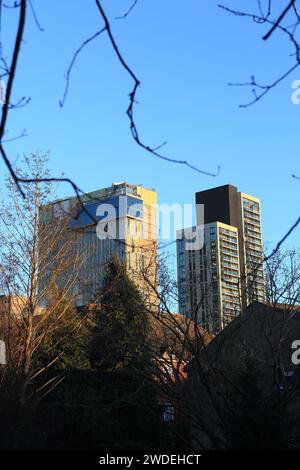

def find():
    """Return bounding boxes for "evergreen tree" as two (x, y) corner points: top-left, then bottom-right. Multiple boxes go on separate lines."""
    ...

(90, 255), (149, 373)
(36, 299), (90, 372)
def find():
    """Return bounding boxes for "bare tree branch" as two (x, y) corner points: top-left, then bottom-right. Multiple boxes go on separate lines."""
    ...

(264, 215), (300, 262)
(115, 0), (138, 20)
(59, 27), (107, 107)
(2, 128), (27, 143)
(94, 0), (220, 177)
(219, 2), (300, 107)
(0, 0), (25, 140)
(28, 0), (44, 32)
(263, 0), (295, 40)
(229, 63), (299, 108)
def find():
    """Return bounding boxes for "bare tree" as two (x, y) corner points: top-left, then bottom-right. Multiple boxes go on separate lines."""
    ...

(265, 246), (300, 308)
(0, 152), (88, 407)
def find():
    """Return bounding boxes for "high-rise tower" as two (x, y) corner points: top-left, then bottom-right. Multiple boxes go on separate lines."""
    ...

(177, 184), (265, 333)
(41, 182), (157, 307)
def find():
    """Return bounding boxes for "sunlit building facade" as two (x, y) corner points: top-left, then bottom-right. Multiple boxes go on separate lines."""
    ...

(177, 184), (265, 334)
(238, 192), (265, 307)
(41, 182), (157, 306)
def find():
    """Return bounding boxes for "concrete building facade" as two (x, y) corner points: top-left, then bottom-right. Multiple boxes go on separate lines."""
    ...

(177, 184), (265, 333)
(41, 182), (158, 306)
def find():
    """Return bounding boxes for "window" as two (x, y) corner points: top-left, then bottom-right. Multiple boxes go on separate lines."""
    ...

(163, 403), (174, 422)
(276, 366), (296, 390)
(178, 239), (185, 254)
(180, 265), (185, 279)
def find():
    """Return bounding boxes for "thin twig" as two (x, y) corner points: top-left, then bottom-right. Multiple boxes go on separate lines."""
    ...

(2, 128), (27, 142)
(59, 27), (107, 107)
(28, 0), (44, 32)
(115, 0), (138, 20)
(264, 215), (300, 262)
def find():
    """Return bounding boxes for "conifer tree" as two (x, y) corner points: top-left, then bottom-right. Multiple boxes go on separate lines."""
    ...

(90, 255), (149, 373)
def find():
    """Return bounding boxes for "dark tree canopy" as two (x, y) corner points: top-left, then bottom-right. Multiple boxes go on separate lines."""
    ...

(90, 255), (149, 373)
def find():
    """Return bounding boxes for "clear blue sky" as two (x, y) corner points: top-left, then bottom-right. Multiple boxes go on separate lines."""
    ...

(2, 0), (300, 252)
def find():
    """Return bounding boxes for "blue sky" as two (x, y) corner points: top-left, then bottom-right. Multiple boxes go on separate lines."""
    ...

(2, 0), (300, 253)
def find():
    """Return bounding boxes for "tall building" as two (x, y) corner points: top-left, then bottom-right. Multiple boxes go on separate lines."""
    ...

(237, 192), (265, 309)
(41, 182), (157, 306)
(177, 184), (265, 333)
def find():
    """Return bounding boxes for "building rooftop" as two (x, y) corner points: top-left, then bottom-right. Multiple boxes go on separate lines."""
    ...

(47, 181), (156, 207)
